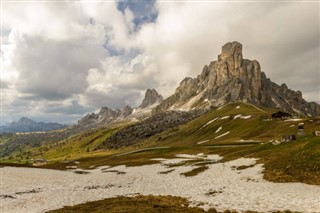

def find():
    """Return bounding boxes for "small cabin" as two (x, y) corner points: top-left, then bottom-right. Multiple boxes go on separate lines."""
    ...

(271, 111), (292, 119)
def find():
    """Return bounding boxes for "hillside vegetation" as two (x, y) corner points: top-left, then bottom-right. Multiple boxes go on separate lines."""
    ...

(0, 125), (93, 158)
(26, 126), (120, 160)
(2, 102), (320, 185)
(46, 195), (296, 213)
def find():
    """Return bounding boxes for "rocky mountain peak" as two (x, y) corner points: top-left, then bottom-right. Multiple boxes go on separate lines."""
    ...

(218, 41), (243, 69)
(99, 107), (116, 118)
(153, 41), (320, 116)
(140, 88), (163, 108)
(17, 117), (36, 126)
(122, 105), (133, 117)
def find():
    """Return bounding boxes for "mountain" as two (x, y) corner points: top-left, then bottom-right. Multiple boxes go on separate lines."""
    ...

(139, 89), (163, 108)
(0, 117), (66, 133)
(78, 106), (133, 126)
(153, 41), (320, 117)
(78, 89), (163, 126)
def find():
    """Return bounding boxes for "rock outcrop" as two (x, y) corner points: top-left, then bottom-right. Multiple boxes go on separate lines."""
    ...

(140, 89), (163, 108)
(153, 41), (320, 116)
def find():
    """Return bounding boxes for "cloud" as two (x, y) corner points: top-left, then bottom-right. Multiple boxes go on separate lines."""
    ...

(11, 34), (107, 100)
(84, 53), (159, 108)
(43, 100), (93, 115)
(1, 80), (10, 89)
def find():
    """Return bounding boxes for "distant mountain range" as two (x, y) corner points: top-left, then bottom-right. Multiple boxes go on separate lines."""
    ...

(0, 117), (67, 133)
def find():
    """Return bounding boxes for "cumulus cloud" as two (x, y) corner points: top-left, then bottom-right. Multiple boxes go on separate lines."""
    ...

(43, 100), (93, 115)
(84, 53), (159, 108)
(11, 34), (106, 100)
(1, 1), (319, 123)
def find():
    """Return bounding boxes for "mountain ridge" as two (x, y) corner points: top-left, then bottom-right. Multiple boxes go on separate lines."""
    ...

(78, 88), (164, 126)
(0, 117), (66, 133)
(139, 89), (163, 108)
(153, 41), (320, 116)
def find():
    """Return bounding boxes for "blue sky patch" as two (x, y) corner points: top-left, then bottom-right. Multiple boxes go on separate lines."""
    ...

(117, 0), (158, 31)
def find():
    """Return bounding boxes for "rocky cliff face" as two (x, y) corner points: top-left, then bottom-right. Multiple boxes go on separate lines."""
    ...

(140, 89), (163, 108)
(153, 41), (320, 116)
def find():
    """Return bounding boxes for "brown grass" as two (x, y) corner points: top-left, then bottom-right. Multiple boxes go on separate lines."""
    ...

(181, 166), (209, 177)
(46, 195), (219, 213)
(46, 195), (298, 213)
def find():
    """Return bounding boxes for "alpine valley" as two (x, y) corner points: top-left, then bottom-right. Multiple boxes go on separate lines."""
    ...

(1, 42), (320, 213)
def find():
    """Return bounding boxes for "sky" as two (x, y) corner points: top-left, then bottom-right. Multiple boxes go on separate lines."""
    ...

(1, 0), (319, 124)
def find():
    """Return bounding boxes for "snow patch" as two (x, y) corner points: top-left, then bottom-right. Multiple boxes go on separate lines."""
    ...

(215, 126), (222, 133)
(234, 114), (242, 119)
(241, 115), (251, 119)
(203, 117), (219, 128)
(217, 106), (224, 110)
(176, 154), (203, 159)
(220, 116), (230, 120)
(236, 139), (261, 143)
(197, 140), (210, 145)
(284, 119), (303, 122)
(179, 91), (204, 110)
(232, 115), (251, 120)
(214, 131), (230, 139)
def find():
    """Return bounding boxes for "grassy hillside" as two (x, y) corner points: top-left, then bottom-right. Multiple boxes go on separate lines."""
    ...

(156, 102), (319, 147)
(0, 126), (93, 158)
(35, 126), (120, 159)
(0, 133), (13, 145)
(3, 126), (120, 162)
(2, 102), (320, 185)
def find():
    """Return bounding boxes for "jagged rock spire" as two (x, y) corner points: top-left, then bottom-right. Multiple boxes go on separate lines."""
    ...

(140, 89), (163, 108)
(218, 41), (243, 69)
